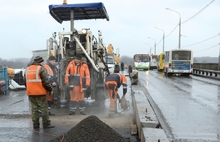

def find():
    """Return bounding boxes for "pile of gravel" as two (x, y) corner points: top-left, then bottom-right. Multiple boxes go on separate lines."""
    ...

(49, 115), (129, 142)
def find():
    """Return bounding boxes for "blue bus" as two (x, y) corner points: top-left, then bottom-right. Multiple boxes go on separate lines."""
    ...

(164, 49), (193, 76)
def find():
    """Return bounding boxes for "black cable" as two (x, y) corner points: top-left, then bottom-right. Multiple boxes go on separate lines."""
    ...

(194, 44), (219, 54)
(182, 0), (215, 24)
(165, 0), (215, 39)
(182, 33), (220, 48)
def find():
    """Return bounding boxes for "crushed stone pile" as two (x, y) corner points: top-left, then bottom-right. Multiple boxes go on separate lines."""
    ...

(49, 115), (129, 142)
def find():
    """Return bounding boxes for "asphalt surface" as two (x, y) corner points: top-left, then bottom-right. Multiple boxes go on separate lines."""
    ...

(138, 70), (220, 142)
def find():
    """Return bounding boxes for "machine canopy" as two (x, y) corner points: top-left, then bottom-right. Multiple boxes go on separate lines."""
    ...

(49, 2), (109, 23)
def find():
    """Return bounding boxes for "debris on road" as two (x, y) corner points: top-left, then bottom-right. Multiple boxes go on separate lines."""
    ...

(49, 115), (129, 142)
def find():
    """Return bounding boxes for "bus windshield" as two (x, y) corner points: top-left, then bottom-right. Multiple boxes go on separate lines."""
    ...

(151, 55), (158, 61)
(134, 54), (150, 62)
(172, 51), (191, 60)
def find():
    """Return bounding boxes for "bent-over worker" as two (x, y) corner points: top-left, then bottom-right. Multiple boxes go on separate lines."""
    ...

(105, 68), (127, 115)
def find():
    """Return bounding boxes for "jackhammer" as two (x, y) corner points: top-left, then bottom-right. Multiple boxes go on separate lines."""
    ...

(117, 94), (130, 111)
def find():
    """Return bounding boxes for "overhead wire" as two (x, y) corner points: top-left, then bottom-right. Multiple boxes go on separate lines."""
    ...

(157, 0), (217, 51)
(194, 44), (219, 54)
(181, 33), (220, 48)
(182, 0), (215, 24)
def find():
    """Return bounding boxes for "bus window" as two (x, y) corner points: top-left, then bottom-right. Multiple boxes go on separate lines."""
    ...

(172, 51), (191, 60)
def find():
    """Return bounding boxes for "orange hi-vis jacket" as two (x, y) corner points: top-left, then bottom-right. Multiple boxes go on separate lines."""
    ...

(44, 64), (54, 77)
(105, 73), (127, 89)
(44, 64), (54, 101)
(65, 60), (90, 92)
(26, 65), (47, 96)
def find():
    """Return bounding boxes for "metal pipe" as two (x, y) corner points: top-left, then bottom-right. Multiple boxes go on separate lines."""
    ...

(74, 36), (99, 72)
(70, 10), (74, 41)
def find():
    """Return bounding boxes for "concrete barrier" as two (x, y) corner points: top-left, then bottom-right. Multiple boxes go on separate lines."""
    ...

(130, 70), (138, 85)
(132, 90), (169, 141)
(141, 128), (169, 142)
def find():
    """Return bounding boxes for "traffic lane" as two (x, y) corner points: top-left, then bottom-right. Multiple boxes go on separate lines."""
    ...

(138, 70), (220, 141)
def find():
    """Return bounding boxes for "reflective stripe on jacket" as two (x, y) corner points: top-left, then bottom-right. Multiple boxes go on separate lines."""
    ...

(65, 60), (90, 92)
(26, 65), (47, 96)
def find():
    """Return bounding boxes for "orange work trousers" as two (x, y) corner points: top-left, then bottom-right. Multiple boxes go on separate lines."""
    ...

(105, 81), (118, 111)
(70, 86), (84, 101)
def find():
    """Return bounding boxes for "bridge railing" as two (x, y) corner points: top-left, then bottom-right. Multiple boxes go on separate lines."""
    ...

(193, 63), (220, 78)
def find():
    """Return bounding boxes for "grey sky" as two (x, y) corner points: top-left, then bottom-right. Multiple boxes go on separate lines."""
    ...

(0, 0), (219, 59)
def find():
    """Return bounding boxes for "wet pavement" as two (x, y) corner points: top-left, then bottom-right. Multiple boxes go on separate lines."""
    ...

(138, 70), (220, 142)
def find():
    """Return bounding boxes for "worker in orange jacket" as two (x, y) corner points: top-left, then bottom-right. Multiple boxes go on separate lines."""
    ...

(24, 56), (55, 129)
(44, 56), (58, 116)
(65, 54), (90, 115)
(105, 68), (127, 115)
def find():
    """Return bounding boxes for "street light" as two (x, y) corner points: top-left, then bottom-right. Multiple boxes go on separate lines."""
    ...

(154, 27), (165, 53)
(166, 8), (181, 49)
(144, 43), (152, 54)
(143, 48), (150, 54)
(148, 37), (156, 54)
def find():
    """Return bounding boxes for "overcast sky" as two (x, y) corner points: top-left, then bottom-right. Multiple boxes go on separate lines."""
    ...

(0, 0), (219, 59)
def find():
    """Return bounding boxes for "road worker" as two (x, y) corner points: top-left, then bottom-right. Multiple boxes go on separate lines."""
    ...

(65, 54), (90, 115)
(120, 62), (124, 72)
(105, 67), (127, 115)
(44, 55), (59, 116)
(24, 56), (55, 129)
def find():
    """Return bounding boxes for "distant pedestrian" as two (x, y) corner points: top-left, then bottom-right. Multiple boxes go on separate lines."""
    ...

(120, 62), (124, 71)
(24, 56), (55, 129)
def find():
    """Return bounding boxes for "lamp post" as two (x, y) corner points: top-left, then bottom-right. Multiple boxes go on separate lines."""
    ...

(166, 8), (181, 49)
(144, 43), (152, 54)
(154, 27), (165, 53)
(148, 37), (156, 54)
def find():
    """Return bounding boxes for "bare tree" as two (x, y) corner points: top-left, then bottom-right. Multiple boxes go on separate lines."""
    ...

(120, 55), (134, 67)
(0, 58), (31, 69)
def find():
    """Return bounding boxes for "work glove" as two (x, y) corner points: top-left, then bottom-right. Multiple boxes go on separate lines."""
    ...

(58, 86), (61, 89)
(52, 82), (56, 87)
(118, 98), (122, 103)
(65, 79), (69, 85)
(83, 85), (89, 90)
(123, 88), (127, 96)
(69, 85), (74, 91)
(85, 85), (89, 89)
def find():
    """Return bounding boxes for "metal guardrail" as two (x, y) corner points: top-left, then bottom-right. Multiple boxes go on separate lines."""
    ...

(193, 63), (219, 71)
(193, 63), (220, 78)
